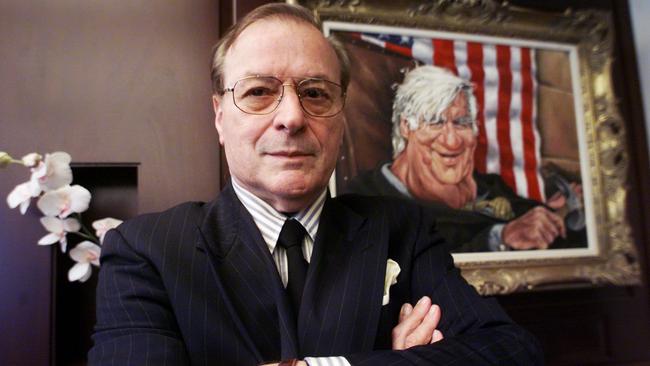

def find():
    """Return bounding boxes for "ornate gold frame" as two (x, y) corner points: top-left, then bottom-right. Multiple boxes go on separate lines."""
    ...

(291, 0), (641, 295)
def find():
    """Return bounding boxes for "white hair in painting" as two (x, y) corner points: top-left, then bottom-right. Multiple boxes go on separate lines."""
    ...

(391, 65), (478, 157)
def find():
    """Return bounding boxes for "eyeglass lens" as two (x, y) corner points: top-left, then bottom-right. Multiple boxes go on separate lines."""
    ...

(425, 116), (474, 130)
(232, 76), (344, 117)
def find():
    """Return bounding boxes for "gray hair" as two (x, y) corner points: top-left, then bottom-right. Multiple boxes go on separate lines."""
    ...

(211, 3), (350, 94)
(391, 65), (478, 157)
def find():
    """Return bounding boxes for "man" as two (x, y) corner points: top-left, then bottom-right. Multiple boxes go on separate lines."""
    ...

(89, 4), (542, 365)
(349, 65), (578, 252)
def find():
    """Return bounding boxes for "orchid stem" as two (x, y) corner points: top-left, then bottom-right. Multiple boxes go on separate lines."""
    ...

(73, 213), (100, 243)
(80, 225), (96, 239)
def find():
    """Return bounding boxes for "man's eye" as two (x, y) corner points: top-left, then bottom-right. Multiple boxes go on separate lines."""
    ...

(244, 87), (272, 97)
(454, 118), (473, 128)
(302, 88), (329, 100)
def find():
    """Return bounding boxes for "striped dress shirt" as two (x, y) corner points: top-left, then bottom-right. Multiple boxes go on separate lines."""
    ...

(231, 178), (351, 366)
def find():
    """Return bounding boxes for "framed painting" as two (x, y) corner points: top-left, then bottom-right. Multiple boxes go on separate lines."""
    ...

(291, 0), (641, 294)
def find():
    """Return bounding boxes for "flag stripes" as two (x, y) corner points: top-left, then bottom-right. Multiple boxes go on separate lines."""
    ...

(520, 49), (544, 200)
(495, 45), (516, 194)
(466, 42), (488, 175)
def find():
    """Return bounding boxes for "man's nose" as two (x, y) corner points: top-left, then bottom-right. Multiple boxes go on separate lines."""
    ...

(272, 86), (306, 134)
(438, 122), (462, 148)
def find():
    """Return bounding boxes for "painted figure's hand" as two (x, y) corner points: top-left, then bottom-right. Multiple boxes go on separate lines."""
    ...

(545, 191), (566, 210)
(502, 206), (566, 250)
(392, 296), (444, 350)
(547, 182), (583, 210)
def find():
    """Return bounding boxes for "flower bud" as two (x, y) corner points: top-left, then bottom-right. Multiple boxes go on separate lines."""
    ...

(0, 151), (12, 168)
(21, 152), (42, 167)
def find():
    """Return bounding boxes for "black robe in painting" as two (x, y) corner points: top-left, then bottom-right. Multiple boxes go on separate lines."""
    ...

(347, 166), (586, 252)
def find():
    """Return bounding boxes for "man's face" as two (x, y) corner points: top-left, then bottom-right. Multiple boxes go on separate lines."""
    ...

(402, 93), (476, 185)
(213, 19), (344, 211)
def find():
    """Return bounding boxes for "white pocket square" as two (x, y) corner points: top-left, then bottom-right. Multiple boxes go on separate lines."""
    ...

(382, 259), (401, 306)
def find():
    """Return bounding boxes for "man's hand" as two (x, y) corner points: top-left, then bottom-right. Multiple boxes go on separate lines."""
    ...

(392, 296), (444, 350)
(502, 206), (566, 250)
(261, 362), (307, 366)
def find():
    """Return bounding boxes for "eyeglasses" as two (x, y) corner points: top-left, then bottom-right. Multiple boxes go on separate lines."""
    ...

(423, 116), (474, 131)
(221, 76), (346, 117)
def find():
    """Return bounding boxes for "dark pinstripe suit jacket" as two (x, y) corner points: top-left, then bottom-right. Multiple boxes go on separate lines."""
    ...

(89, 183), (543, 365)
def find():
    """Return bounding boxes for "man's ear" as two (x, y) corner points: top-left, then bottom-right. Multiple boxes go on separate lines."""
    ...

(212, 95), (225, 145)
(399, 117), (411, 139)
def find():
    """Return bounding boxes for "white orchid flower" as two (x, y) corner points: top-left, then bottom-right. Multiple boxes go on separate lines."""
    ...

(31, 152), (72, 192)
(37, 185), (91, 218)
(92, 217), (123, 244)
(38, 216), (81, 252)
(21, 153), (42, 168)
(68, 241), (101, 282)
(6, 178), (41, 214)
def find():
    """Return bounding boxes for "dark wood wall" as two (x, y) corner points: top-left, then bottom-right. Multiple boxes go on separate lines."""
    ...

(0, 0), (648, 365)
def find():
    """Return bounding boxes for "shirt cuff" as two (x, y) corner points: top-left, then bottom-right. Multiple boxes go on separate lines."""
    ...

(304, 356), (351, 366)
(487, 224), (508, 251)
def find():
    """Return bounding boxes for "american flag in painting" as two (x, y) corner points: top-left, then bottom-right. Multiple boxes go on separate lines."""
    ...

(350, 32), (546, 202)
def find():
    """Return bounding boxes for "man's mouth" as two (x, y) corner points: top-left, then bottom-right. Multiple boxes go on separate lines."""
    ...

(264, 151), (316, 164)
(435, 151), (463, 165)
(266, 151), (312, 157)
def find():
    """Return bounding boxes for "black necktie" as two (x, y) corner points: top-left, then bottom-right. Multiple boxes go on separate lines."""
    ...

(277, 219), (308, 316)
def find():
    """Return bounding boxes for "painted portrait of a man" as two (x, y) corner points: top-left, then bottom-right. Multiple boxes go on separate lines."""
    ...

(335, 31), (588, 253)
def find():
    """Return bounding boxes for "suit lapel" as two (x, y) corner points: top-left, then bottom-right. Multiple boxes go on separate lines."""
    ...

(299, 196), (388, 356)
(196, 184), (298, 361)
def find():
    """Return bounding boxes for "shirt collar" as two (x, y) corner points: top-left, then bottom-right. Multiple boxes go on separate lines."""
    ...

(231, 178), (327, 252)
(381, 163), (412, 198)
